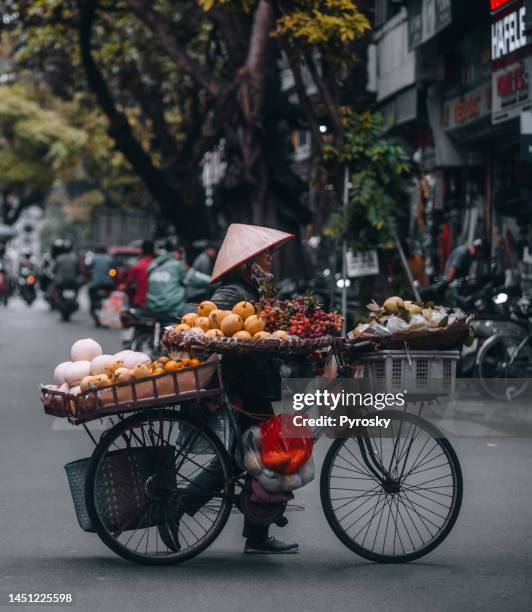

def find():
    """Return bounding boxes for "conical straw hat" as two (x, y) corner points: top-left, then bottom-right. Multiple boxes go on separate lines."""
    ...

(210, 224), (294, 283)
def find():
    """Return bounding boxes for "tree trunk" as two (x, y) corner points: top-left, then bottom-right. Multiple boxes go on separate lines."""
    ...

(78, 0), (208, 241)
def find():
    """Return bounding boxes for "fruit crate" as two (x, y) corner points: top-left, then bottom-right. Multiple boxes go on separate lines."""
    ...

(354, 350), (460, 399)
(41, 354), (223, 424)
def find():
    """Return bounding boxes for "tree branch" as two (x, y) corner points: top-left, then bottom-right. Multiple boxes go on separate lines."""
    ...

(128, 0), (224, 98)
(280, 41), (322, 154)
(305, 53), (343, 144)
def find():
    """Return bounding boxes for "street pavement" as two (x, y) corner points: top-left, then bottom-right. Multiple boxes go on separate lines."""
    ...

(1, 294), (531, 612)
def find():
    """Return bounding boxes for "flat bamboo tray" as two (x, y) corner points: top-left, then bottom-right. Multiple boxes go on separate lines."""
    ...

(40, 354), (222, 424)
(342, 316), (472, 352)
(163, 328), (335, 356)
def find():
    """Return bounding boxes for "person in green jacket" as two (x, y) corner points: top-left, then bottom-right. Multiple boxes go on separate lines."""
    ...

(145, 239), (210, 320)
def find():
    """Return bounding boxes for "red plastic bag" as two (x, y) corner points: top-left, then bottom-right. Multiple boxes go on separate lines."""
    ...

(259, 415), (313, 475)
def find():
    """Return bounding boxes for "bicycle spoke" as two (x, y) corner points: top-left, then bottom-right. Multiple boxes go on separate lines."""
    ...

(332, 489), (382, 514)
(399, 490), (443, 532)
(360, 491), (384, 548)
(401, 484), (453, 511)
(336, 485), (383, 523)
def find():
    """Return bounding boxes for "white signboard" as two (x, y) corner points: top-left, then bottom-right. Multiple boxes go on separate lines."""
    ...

(345, 250), (380, 278)
(491, 3), (528, 60)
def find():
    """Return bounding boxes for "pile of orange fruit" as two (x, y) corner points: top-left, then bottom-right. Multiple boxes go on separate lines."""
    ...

(148, 356), (201, 375)
(173, 300), (289, 341)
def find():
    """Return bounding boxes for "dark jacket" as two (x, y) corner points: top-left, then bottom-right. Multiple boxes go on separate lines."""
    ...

(211, 275), (280, 401)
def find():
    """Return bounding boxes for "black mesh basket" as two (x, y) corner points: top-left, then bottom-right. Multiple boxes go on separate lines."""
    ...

(64, 446), (176, 533)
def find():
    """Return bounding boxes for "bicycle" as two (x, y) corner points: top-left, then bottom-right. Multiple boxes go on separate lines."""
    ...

(477, 295), (532, 401)
(68, 345), (463, 566)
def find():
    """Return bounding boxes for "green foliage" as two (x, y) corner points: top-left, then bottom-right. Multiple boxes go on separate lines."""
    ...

(324, 111), (411, 252)
(0, 85), (86, 193)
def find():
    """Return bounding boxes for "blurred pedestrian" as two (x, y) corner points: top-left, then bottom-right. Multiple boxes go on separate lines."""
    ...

(445, 239), (488, 283)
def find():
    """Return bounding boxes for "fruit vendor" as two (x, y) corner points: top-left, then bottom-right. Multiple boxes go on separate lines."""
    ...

(175, 224), (300, 555)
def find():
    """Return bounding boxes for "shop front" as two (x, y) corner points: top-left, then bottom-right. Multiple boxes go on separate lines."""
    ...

(490, 0), (532, 289)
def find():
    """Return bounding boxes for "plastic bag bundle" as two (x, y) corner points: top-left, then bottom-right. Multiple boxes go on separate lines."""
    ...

(260, 415), (313, 474)
(242, 422), (314, 493)
(99, 291), (129, 328)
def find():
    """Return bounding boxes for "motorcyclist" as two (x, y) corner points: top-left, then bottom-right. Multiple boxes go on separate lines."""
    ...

(144, 237), (210, 320)
(125, 239), (155, 307)
(190, 241), (218, 276)
(18, 248), (38, 272)
(51, 240), (80, 296)
(0, 242), (14, 304)
(88, 246), (115, 325)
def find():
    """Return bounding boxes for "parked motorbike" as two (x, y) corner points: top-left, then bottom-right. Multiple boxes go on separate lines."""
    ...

(420, 276), (524, 379)
(18, 266), (37, 306)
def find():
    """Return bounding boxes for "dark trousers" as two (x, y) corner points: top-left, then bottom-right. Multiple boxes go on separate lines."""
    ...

(181, 394), (276, 543)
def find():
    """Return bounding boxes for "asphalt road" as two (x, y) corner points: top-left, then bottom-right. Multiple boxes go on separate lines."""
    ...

(1, 295), (531, 612)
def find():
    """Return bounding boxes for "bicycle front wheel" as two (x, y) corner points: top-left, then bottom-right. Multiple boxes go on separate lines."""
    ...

(320, 411), (462, 563)
(85, 408), (234, 565)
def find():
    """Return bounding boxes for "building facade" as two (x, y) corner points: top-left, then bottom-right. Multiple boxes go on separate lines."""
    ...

(373, 0), (532, 285)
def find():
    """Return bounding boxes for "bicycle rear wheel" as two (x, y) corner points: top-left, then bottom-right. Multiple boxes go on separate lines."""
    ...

(85, 408), (234, 565)
(320, 411), (462, 563)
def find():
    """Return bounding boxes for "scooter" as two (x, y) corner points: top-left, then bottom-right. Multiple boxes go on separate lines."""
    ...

(52, 284), (79, 321)
(421, 277), (525, 378)
(18, 266), (37, 306)
(89, 271), (117, 327)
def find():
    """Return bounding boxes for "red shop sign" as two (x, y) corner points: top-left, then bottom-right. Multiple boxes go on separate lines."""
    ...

(490, 0), (519, 13)
(497, 64), (527, 95)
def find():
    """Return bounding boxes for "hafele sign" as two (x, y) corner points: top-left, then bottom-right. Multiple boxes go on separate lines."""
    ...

(443, 84), (492, 131)
(408, 0), (452, 49)
(491, 1), (528, 60)
(492, 56), (532, 123)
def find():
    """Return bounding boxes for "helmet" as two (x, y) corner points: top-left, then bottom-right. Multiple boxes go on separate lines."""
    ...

(51, 239), (65, 258)
(62, 239), (73, 253)
(473, 238), (489, 256)
(164, 235), (181, 252)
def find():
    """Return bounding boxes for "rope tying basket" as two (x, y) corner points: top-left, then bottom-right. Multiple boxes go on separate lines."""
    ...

(40, 354), (223, 424)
